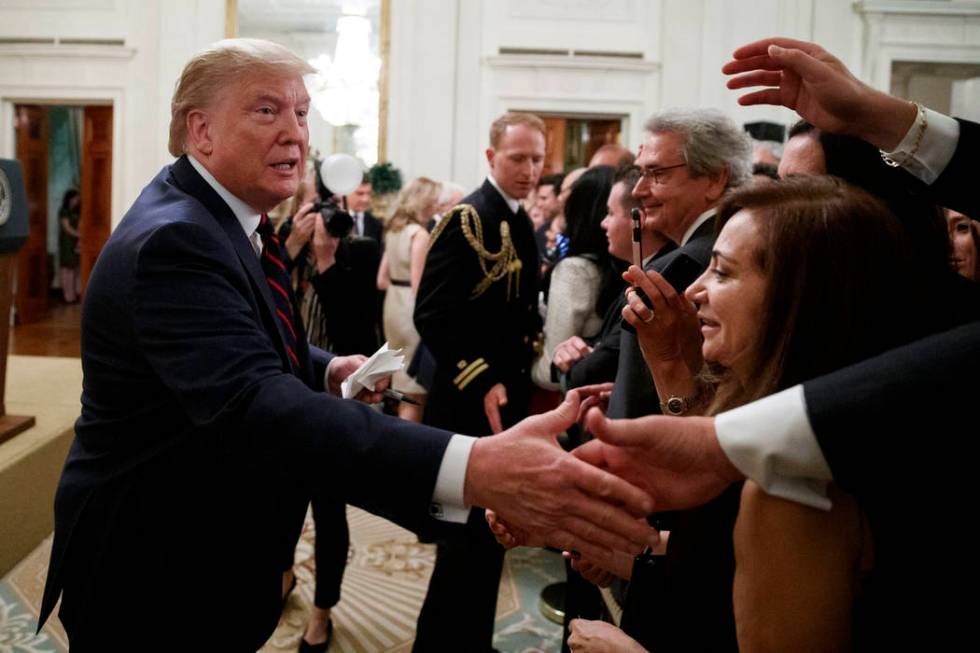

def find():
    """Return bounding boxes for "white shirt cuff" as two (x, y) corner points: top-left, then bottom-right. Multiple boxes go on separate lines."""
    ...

(882, 108), (960, 185)
(715, 385), (834, 510)
(430, 434), (476, 523)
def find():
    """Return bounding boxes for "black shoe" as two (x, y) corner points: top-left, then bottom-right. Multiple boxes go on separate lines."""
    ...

(297, 620), (333, 653)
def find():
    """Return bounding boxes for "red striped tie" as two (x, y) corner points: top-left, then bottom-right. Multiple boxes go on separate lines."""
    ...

(255, 213), (302, 374)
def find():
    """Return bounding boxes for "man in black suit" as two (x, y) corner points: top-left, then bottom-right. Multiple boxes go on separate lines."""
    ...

(346, 175), (383, 246)
(573, 37), (980, 648)
(412, 112), (544, 651)
(37, 39), (659, 652)
(607, 108), (752, 421)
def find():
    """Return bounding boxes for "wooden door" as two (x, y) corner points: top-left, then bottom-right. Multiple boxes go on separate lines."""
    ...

(541, 116), (566, 176)
(79, 105), (113, 294)
(13, 105), (49, 324)
(584, 119), (622, 164)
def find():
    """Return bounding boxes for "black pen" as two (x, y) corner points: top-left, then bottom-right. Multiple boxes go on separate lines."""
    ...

(383, 388), (420, 405)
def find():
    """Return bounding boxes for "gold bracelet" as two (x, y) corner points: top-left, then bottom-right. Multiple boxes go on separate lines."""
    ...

(880, 102), (927, 168)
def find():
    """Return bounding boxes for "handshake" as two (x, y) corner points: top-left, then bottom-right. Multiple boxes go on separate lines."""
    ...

(463, 385), (741, 567)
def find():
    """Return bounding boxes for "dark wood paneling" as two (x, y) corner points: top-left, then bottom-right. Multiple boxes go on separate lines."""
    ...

(79, 105), (113, 295)
(13, 105), (49, 324)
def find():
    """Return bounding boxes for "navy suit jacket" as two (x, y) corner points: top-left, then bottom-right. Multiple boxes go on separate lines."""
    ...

(41, 156), (452, 649)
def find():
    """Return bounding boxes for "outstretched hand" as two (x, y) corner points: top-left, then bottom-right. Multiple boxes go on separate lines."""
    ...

(466, 391), (660, 567)
(722, 37), (916, 151)
(574, 408), (743, 512)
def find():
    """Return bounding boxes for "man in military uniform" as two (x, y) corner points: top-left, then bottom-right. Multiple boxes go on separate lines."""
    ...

(412, 112), (544, 651)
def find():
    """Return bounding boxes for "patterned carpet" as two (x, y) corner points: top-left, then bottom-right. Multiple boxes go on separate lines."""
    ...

(0, 507), (563, 652)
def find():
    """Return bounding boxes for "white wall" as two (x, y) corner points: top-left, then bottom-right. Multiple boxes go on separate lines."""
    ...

(386, 0), (980, 190)
(386, 0), (857, 190)
(0, 0), (225, 228)
(3, 0), (979, 225)
(952, 76), (980, 122)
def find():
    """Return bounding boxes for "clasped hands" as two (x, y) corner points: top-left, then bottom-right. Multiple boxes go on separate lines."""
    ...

(484, 383), (742, 575)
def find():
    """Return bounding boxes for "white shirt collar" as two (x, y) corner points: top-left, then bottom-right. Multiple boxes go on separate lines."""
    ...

(187, 155), (262, 242)
(681, 207), (716, 246)
(486, 175), (520, 214)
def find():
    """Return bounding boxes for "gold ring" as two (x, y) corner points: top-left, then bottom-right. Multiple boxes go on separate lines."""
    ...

(643, 312), (655, 323)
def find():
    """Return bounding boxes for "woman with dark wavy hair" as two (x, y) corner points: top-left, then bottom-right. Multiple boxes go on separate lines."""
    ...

(532, 165), (621, 390)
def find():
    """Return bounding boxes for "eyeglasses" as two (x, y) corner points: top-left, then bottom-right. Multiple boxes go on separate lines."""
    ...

(639, 162), (687, 185)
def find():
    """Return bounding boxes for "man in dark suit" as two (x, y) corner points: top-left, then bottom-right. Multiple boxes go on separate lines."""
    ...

(346, 175), (383, 246)
(572, 37), (980, 648)
(608, 108), (752, 421)
(37, 39), (660, 652)
(412, 112), (544, 651)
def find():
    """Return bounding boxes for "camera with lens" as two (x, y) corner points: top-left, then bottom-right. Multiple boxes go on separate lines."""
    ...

(311, 198), (354, 239)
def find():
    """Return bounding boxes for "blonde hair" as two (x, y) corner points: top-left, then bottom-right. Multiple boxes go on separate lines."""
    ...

(168, 38), (315, 156)
(489, 112), (546, 149)
(386, 177), (442, 233)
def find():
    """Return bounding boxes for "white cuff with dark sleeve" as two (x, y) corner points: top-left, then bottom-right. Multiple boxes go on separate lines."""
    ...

(882, 108), (959, 185)
(715, 385), (834, 510)
(430, 433), (476, 522)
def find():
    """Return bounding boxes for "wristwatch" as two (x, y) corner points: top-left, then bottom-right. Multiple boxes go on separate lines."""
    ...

(660, 395), (692, 416)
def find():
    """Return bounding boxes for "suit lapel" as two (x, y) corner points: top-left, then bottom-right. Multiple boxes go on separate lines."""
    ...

(169, 156), (296, 374)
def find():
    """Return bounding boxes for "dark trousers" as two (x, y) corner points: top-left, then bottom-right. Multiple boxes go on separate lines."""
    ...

(281, 489), (350, 609)
(413, 508), (505, 652)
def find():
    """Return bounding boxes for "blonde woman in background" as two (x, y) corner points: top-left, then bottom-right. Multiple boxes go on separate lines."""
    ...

(377, 177), (441, 421)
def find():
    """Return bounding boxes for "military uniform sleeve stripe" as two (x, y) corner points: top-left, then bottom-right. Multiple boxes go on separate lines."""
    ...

(453, 358), (486, 385)
(456, 362), (490, 391)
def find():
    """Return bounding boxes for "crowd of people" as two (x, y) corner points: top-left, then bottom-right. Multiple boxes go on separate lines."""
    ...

(38, 32), (979, 653)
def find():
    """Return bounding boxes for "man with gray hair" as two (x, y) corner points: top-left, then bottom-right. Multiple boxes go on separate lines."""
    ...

(599, 107), (751, 651)
(611, 107), (752, 420)
(37, 38), (658, 651)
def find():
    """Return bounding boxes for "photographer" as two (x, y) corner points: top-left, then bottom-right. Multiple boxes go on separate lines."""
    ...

(278, 163), (382, 356)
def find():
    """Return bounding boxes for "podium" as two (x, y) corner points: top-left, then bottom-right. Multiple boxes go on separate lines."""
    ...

(0, 159), (36, 444)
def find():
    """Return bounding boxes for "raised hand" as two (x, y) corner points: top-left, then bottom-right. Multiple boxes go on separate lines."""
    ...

(722, 37), (916, 151)
(621, 265), (702, 375)
(466, 392), (660, 567)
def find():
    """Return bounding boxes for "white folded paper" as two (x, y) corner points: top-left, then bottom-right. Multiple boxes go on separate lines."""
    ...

(341, 342), (405, 399)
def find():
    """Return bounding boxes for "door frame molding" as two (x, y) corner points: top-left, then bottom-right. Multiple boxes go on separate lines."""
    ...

(0, 44), (133, 233)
